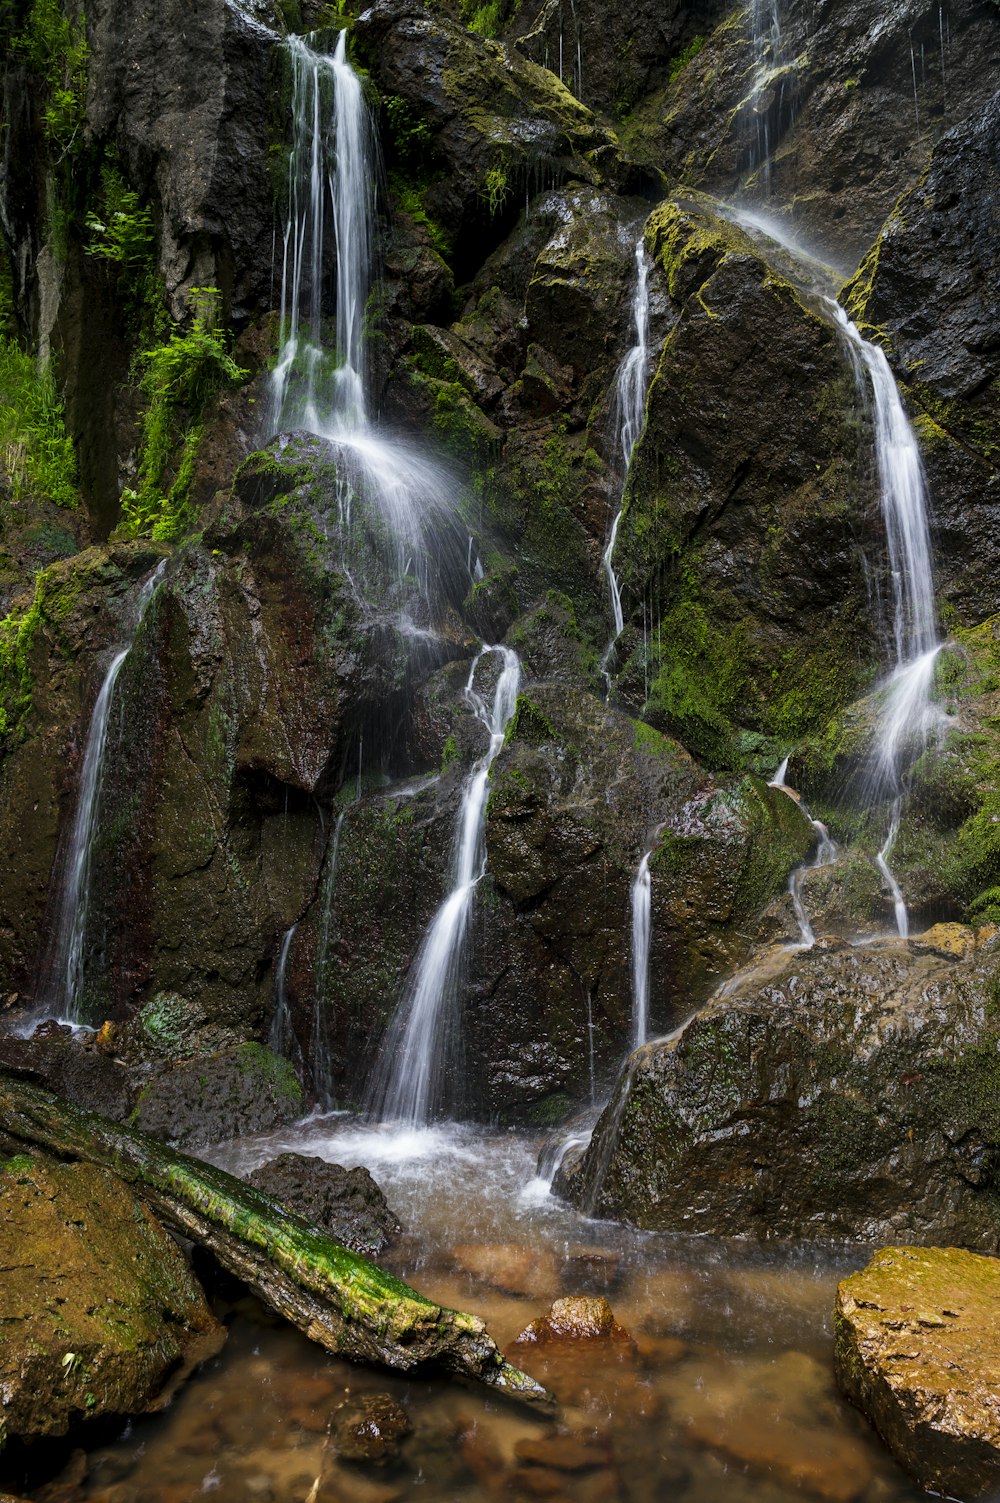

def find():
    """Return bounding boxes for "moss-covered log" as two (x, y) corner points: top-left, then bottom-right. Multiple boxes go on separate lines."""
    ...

(0, 1074), (551, 1406)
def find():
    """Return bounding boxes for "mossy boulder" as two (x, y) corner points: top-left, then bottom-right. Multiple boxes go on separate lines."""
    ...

(133, 1042), (303, 1147)
(836, 1246), (1000, 1498)
(0, 1154), (223, 1449)
(611, 199), (873, 764)
(563, 931), (1000, 1244)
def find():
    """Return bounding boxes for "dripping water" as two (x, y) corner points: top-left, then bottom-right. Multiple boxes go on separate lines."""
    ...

(366, 647), (522, 1126)
(630, 849), (652, 1048)
(601, 237), (652, 683)
(269, 924), (301, 1070)
(312, 809), (346, 1109)
(38, 562), (166, 1026)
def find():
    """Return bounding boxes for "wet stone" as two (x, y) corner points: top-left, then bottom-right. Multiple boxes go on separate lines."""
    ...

(447, 1241), (560, 1299)
(247, 1154), (401, 1257)
(515, 1430), (614, 1471)
(512, 1295), (633, 1345)
(836, 1245), (1000, 1499)
(329, 1392), (412, 1464)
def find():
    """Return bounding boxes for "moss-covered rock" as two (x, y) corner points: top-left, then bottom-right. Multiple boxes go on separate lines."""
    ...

(564, 931), (1000, 1244)
(610, 198), (873, 766)
(836, 1245), (1000, 1498)
(0, 1155), (223, 1449)
(133, 1042), (304, 1147)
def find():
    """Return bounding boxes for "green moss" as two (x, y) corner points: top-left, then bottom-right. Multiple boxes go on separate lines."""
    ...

(121, 287), (247, 542)
(667, 34), (704, 81)
(0, 269), (79, 509)
(504, 694), (561, 749)
(440, 734), (459, 771)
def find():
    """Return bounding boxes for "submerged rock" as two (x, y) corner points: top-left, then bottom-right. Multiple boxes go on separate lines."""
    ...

(836, 1246), (1000, 1499)
(329, 1391), (411, 1464)
(512, 1295), (633, 1346)
(133, 1042), (303, 1148)
(0, 1155), (224, 1448)
(562, 932), (1000, 1245)
(247, 1154), (401, 1258)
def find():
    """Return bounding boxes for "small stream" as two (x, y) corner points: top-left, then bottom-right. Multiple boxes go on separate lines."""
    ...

(69, 1118), (928, 1503)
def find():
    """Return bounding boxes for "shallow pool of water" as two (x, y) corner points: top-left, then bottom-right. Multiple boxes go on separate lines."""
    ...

(64, 1116), (925, 1503)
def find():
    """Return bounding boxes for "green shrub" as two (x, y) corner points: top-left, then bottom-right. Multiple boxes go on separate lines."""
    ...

(121, 287), (247, 542)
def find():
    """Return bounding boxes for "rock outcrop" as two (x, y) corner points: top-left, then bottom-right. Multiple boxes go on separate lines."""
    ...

(836, 1245), (1000, 1498)
(0, 1154), (224, 1448)
(560, 930), (1000, 1245)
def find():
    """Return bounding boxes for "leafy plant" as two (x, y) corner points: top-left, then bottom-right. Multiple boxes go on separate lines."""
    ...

(12, 0), (88, 161)
(0, 268), (79, 511)
(483, 160), (510, 218)
(121, 288), (247, 542)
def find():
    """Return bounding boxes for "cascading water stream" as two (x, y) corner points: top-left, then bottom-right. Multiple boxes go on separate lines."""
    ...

(269, 30), (468, 605)
(629, 849), (652, 1049)
(825, 299), (943, 936)
(601, 238), (652, 678)
(312, 808), (346, 1110)
(39, 562), (166, 1026)
(366, 646), (521, 1127)
(269, 924), (300, 1065)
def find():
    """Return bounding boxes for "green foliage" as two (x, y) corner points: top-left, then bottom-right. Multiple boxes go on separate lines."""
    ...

(12, 0), (88, 160)
(483, 160), (510, 218)
(467, 0), (502, 36)
(383, 95), (434, 169)
(390, 178), (451, 262)
(121, 288), (246, 542)
(0, 573), (44, 744)
(667, 34), (704, 82)
(84, 163), (154, 269)
(0, 269), (79, 510)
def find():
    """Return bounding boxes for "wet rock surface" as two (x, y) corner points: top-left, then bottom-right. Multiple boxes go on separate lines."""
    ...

(564, 932), (1000, 1244)
(328, 1391), (411, 1464)
(247, 1153), (401, 1258)
(0, 1155), (224, 1446)
(836, 1245), (1000, 1499)
(133, 1043), (304, 1148)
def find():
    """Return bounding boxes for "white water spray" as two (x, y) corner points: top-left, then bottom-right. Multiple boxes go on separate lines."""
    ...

(367, 647), (522, 1125)
(41, 562), (166, 1024)
(602, 238), (652, 674)
(629, 849), (652, 1048)
(826, 300), (943, 933)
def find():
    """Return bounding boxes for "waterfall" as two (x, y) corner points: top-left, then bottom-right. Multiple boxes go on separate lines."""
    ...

(602, 238), (652, 674)
(629, 850), (652, 1048)
(825, 300), (943, 935)
(269, 924), (299, 1063)
(41, 562), (165, 1025)
(788, 818), (837, 948)
(366, 646), (522, 1126)
(271, 32), (375, 435)
(269, 31), (465, 600)
(312, 808), (346, 1110)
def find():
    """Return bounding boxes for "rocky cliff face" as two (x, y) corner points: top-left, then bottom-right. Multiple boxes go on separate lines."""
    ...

(1, 0), (998, 1160)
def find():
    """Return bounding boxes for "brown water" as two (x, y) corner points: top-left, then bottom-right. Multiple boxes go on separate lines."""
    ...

(63, 1118), (925, 1503)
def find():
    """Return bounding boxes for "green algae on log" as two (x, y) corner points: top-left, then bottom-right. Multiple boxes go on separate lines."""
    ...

(835, 1246), (1000, 1498)
(0, 1075), (552, 1407)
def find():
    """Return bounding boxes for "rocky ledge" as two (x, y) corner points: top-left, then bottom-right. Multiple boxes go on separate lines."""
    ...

(836, 1246), (1000, 1499)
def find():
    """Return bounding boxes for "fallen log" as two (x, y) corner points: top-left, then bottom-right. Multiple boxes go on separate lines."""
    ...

(0, 1074), (551, 1406)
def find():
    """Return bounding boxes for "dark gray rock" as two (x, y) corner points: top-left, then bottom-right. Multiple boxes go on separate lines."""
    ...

(563, 930), (1000, 1246)
(248, 1153), (401, 1257)
(134, 1042), (304, 1147)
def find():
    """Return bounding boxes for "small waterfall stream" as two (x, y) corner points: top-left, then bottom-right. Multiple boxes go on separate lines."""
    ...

(825, 300), (943, 936)
(268, 924), (300, 1066)
(39, 562), (166, 1025)
(601, 238), (652, 677)
(629, 848), (653, 1048)
(366, 647), (521, 1126)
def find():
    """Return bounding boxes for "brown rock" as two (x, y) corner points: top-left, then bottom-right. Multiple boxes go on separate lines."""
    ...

(330, 1392), (411, 1464)
(836, 1245), (1000, 1498)
(448, 1242), (560, 1299)
(515, 1430), (613, 1471)
(511, 1295), (632, 1345)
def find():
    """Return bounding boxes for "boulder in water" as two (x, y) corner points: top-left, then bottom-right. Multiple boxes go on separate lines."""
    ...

(247, 1154), (401, 1258)
(562, 932), (1000, 1245)
(329, 1391), (412, 1464)
(133, 1042), (303, 1148)
(0, 1155), (224, 1448)
(835, 1246), (1000, 1498)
